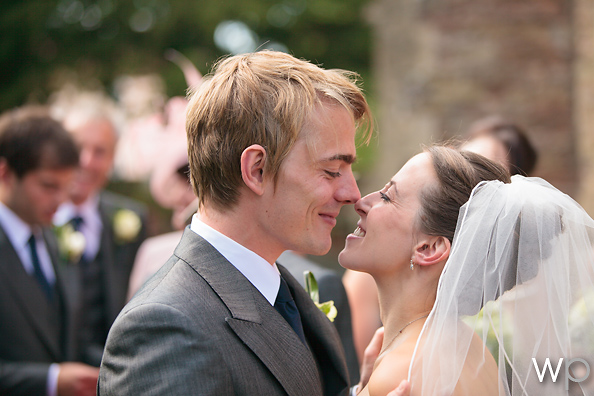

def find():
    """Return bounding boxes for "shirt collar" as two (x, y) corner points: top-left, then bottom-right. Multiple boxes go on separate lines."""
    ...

(0, 200), (35, 249)
(190, 215), (281, 305)
(54, 194), (100, 226)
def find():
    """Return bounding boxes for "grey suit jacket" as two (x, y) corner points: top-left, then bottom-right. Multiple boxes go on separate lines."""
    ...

(78, 190), (147, 367)
(278, 251), (360, 384)
(0, 224), (79, 395)
(99, 228), (350, 395)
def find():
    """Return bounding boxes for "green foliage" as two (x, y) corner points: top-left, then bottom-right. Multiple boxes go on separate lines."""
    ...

(1, 0), (372, 110)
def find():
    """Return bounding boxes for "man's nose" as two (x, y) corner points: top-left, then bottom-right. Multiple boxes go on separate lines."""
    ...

(336, 170), (361, 205)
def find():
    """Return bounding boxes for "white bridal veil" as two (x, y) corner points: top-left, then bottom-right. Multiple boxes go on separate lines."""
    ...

(409, 176), (594, 395)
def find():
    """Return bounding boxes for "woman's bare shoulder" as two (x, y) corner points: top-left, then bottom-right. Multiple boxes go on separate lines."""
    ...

(366, 340), (416, 396)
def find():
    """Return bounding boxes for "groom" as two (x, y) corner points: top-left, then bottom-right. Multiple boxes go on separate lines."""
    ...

(99, 50), (372, 395)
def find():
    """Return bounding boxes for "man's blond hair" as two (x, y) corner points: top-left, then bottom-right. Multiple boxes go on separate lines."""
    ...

(186, 50), (372, 211)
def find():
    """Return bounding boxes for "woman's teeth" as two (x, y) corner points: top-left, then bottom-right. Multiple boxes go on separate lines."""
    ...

(353, 227), (366, 237)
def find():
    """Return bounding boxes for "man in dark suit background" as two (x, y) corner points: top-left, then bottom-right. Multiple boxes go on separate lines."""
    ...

(99, 50), (374, 395)
(52, 96), (147, 367)
(0, 106), (99, 395)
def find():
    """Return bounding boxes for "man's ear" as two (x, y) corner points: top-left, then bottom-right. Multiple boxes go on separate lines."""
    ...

(0, 158), (13, 184)
(413, 236), (451, 267)
(240, 144), (267, 196)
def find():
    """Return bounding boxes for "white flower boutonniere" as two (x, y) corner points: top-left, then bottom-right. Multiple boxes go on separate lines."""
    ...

(113, 209), (142, 243)
(54, 224), (86, 263)
(304, 270), (337, 322)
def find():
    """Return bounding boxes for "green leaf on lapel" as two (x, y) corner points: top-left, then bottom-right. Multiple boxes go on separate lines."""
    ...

(304, 270), (337, 322)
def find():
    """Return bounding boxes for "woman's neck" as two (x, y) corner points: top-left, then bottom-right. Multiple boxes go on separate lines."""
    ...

(375, 271), (435, 351)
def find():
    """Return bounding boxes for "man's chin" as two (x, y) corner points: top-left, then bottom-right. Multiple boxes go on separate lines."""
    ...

(301, 240), (332, 257)
(70, 188), (93, 204)
(39, 215), (55, 227)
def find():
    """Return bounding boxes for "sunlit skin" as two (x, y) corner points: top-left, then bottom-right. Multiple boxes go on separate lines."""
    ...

(67, 118), (116, 205)
(339, 153), (435, 277)
(199, 100), (361, 264)
(0, 161), (75, 226)
(259, 102), (361, 258)
(340, 153), (499, 396)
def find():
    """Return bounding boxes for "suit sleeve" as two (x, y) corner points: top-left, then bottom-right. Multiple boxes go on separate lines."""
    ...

(0, 359), (50, 395)
(99, 303), (234, 395)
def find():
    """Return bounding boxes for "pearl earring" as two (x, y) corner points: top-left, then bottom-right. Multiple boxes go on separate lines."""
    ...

(410, 259), (414, 270)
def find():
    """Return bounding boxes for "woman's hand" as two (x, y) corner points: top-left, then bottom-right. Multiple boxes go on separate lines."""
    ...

(358, 326), (385, 391)
(387, 380), (410, 396)
(357, 327), (412, 396)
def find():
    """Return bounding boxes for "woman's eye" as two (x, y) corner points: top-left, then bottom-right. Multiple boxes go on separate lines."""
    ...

(325, 170), (341, 178)
(380, 192), (390, 202)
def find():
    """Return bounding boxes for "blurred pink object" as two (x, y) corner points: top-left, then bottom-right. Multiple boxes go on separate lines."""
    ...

(127, 230), (184, 300)
(114, 50), (202, 181)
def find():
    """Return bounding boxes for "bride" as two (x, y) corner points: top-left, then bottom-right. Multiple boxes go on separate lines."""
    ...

(341, 145), (594, 395)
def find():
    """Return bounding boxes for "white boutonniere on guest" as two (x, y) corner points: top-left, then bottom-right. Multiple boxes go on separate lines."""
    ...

(54, 224), (86, 263)
(112, 209), (142, 243)
(304, 270), (337, 322)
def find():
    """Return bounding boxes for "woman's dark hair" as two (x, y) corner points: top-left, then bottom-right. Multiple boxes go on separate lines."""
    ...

(417, 145), (511, 243)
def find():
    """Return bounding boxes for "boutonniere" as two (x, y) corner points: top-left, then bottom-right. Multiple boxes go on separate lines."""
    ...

(54, 224), (86, 263)
(112, 209), (142, 243)
(304, 270), (337, 322)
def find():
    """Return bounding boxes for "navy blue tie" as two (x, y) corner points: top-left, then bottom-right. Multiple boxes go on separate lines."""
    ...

(274, 276), (306, 344)
(27, 234), (53, 301)
(71, 215), (84, 231)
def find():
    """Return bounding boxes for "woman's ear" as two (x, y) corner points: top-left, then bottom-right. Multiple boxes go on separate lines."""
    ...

(413, 236), (451, 267)
(240, 144), (267, 195)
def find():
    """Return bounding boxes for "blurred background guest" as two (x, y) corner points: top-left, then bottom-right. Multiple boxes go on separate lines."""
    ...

(460, 115), (538, 176)
(127, 52), (201, 300)
(127, 133), (196, 300)
(0, 105), (98, 396)
(51, 92), (148, 367)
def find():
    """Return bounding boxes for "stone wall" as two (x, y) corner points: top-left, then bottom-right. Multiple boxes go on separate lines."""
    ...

(364, 0), (580, 203)
(574, 0), (594, 213)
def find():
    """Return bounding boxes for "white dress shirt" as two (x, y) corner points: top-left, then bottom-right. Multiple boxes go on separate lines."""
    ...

(0, 201), (55, 284)
(190, 215), (281, 305)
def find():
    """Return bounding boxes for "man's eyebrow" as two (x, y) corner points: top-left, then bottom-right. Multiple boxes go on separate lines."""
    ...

(323, 154), (357, 165)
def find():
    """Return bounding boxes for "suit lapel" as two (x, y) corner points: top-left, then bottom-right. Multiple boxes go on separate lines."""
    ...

(281, 265), (350, 394)
(99, 209), (118, 322)
(44, 228), (77, 360)
(97, 195), (124, 324)
(0, 225), (63, 360)
(97, 193), (141, 323)
(174, 230), (324, 396)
